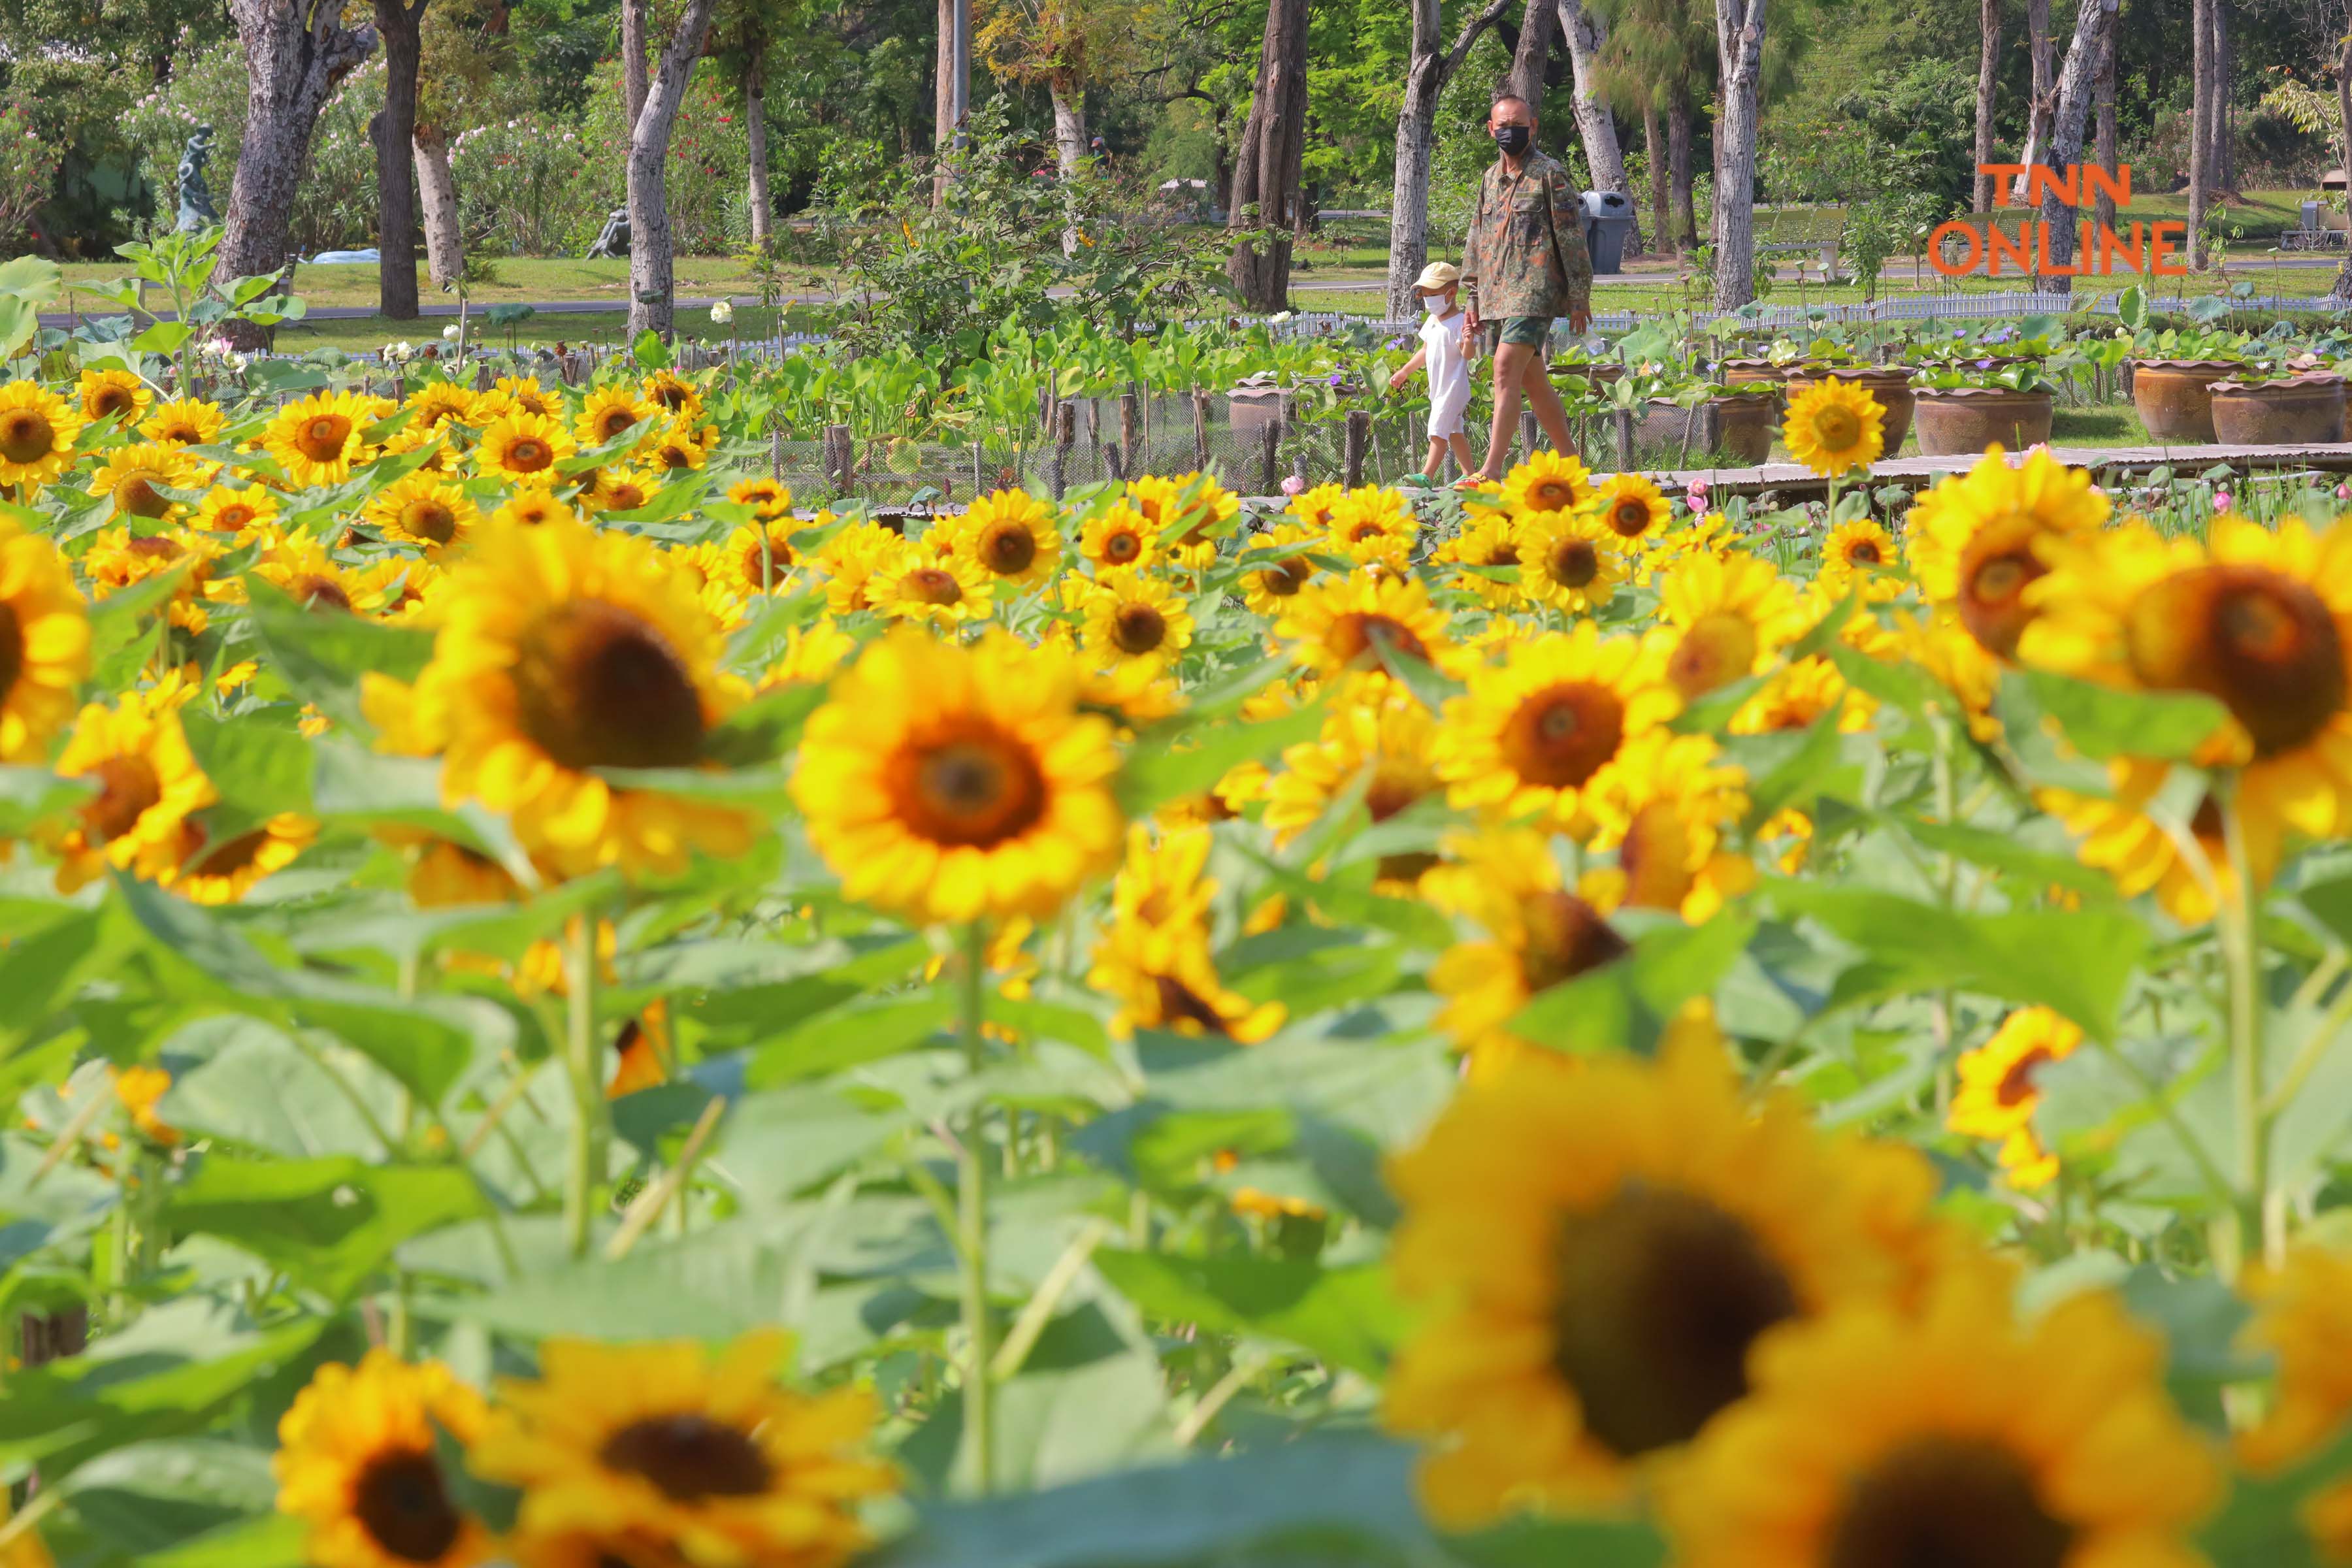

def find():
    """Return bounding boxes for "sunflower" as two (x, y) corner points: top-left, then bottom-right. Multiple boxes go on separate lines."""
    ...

(86, 525), (216, 636)
(0, 519), (91, 762)
(1653, 549), (1806, 700)
(2040, 757), (2266, 926)
(1276, 574), (1461, 683)
(1081, 567), (1194, 668)
(474, 410), (577, 489)
(725, 476), (792, 519)
(1576, 729), (1754, 923)
(1439, 514), (1527, 609)
(1433, 623), (1677, 838)
(375, 515), (753, 877)
(1899, 608), (2004, 742)
(1326, 486), (1420, 568)
(87, 440), (198, 521)
(1287, 481), (1345, 532)
(77, 367), (151, 426)
(576, 465), (662, 514)
(815, 521), (901, 616)
(492, 492), (578, 531)
(1129, 471), (1240, 566)
(139, 396), (225, 448)
(1264, 693), (1445, 889)
(188, 481), (279, 538)
(367, 475), (480, 557)
(263, 389), (377, 488)
(710, 519), (800, 597)
(0, 381), (82, 491)
(574, 384), (657, 450)
(2239, 1245), (2352, 1563)
(1822, 517), (1900, 584)
(1663, 1276), (2219, 1568)
(2023, 514), (2352, 843)
(169, 811), (317, 903)
(400, 834), (527, 909)
(1421, 828), (1626, 1074)
(1090, 915), (1284, 1041)
(109, 1063), (178, 1145)
(792, 629), (1124, 924)
(1906, 445), (2108, 660)
(649, 419), (717, 472)
(1518, 508), (1629, 617)
(1594, 473), (1669, 546)
(1499, 449), (1595, 519)
(759, 621), (859, 691)
(873, 544), (992, 629)
(381, 421), (459, 476)
(467, 1331), (892, 1568)
(1387, 1021), (1953, 1519)
(1080, 504), (1158, 572)
(639, 369), (704, 421)
(1947, 1005), (2083, 1189)
(253, 533), (397, 616)
(1238, 523), (1322, 616)
(46, 675), (213, 892)
(478, 374), (560, 421)
(274, 1349), (493, 1568)
(404, 379), (481, 432)
(957, 488), (1064, 586)
(1729, 653), (1874, 736)
(1783, 378), (1886, 476)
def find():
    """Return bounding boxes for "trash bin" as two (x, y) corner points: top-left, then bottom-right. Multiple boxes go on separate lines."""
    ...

(1581, 190), (1636, 276)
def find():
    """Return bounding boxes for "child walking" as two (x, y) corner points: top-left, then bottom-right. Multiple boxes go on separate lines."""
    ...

(1387, 262), (1477, 482)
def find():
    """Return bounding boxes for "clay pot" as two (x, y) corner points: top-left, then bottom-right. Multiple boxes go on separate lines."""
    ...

(2130, 359), (2246, 444)
(1912, 386), (2055, 457)
(1629, 395), (1775, 465)
(1784, 365), (1916, 455)
(2208, 372), (2347, 446)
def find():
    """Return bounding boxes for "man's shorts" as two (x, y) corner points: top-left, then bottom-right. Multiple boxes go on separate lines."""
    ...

(1495, 315), (1552, 349)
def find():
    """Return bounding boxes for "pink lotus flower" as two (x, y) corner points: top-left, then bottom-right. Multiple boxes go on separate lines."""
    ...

(2213, 490), (2233, 513)
(1279, 476), (1306, 496)
(2336, 484), (2348, 502)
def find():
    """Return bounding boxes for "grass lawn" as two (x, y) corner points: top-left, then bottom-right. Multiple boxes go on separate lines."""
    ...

(50, 256), (844, 316)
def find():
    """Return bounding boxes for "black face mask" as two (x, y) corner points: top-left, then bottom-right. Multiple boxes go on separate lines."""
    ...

(1493, 125), (1532, 157)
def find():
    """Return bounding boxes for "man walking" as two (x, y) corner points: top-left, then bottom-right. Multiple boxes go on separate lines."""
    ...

(1455, 93), (1593, 489)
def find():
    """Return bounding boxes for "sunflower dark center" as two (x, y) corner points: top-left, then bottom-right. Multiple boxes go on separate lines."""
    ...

(906, 566), (963, 606)
(1367, 772), (1439, 883)
(606, 482), (647, 510)
(1, 411), (56, 463)
(351, 1448), (465, 1563)
(1996, 1045), (2055, 1107)
(597, 408), (639, 438)
(1112, 602), (1168, 655)
(1258, 557), (1311, 596)
(402, 500), (458, 545)
(291, 574), (354, 613)
(0, 602), (22, 702)
(1154, 974), (1230, 1034)
(1618, 800), (1695, 910)
(296, 415), (351, 461)
(659, 444), (693, 470)
(88, 387), (131, 419)
(506, 438), (551, 472)
(742, 538), (792, 586)
(211, 503), (257, 532)
(1518, 890), (1628, 993)
(1823, 1435), (2072, 1568)
(1550, 1183), (1799, 1458)
(1958, 531), (2045, 659)
(1549, 538), (1601, 587)
(85, 755), (162, 843)
(652, 382), (689, 411)
(2128, 564), (2345, 758)
(118, 476), (170, 519)
(1348, 520), (1388, 544)
(1669, 613), (1761, 698)
(1328, 612), (1430, 667)
(1610, 498), (1649, 534)
(890, 724), (1049, 847)
(601, 1414), (772, 1503)
(1811, 406), (1861, 450)
(1849, 540), (1883, 564)
(127, 534), (180, 561)
(159, 420), (202, 443)
(1502, 682), (1626, 789)
(189, 826), (269, 879)
(516, 600), (706, 772)
(1483, 543), (1521, 568)
(981, 523), (1037, 574)
(1529, 478), (1577, 512)
(1105, 531), (1141, 563)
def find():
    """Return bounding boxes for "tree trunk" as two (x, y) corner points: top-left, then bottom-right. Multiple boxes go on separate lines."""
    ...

(2034, 0), (2119, 291)
(1226, 0), (1310, 312)
(1385, 0), (1510, 318)
(1668, 80), (1695, 252)
(627, 0), (721, 338)
(2093, 11), (2118, 231)
(218, 0), (379, 344)
(373, 0), (424, 318)
(1049, 76), (1085, 257)
(1711, 0), (1765, 309)
(623, 0), (649, 129)
(745, 55), (772, 252)
(2214, 0), (2235, 193)
(1557, 0), (1641, 252)
(2187, 0), (2210, 265)
(1974, 0), (2001, 211)
(1507, 0), (1554, 110)
(2332, 27), (2352, 297)
(414, 125), (463, 287)
(933, 0), (968, 203)
(1642, 95), (1671, 254)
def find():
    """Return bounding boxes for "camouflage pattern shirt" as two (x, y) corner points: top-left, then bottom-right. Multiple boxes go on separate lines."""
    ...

(1459, 150), (1593, 321)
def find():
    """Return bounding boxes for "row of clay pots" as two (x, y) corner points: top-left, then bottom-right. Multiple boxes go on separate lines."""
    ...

(2132, 360), (2348, 445)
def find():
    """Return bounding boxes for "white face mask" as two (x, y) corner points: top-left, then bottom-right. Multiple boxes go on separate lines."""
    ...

(1423, 295), (1448, 316)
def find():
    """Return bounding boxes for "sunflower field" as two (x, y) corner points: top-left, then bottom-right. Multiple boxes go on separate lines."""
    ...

(8, 299), (2352, 1568)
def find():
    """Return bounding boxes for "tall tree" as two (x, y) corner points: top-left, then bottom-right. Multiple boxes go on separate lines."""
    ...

(374, 0), (429, 319)
(218, 0), (378, 334)
(935, 0), (968, 202)
(623, 0), (650, 125)
(1593, 0), (1708, 250)
(627, 0), (722, 336)
(2012, 0), (2051, 199)
(1973, 0), (2000, 210)
(2092, 5), (2117, 231)
(1640, 94), (1670, 248)
(2189, 0), (2212, 263)
(2035, 0), (2118, 290)
(1711, 0), (1765, 308)
(1506, 0), (1554, 107)
(1386, 0), (1513, 318)
(1225, 0), (1309, 311)
(1558, 0), (1641, 252)
(2332, 23), (2352, 297)
(712, 0), (803, 253)
(410, 0), (503, 291)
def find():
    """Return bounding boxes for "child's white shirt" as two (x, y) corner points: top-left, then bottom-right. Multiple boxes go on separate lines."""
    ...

(1419, 308), (1472, 437)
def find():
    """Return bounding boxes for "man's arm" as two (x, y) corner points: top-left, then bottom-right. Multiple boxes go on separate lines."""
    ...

(1550, 171), (1593, 332)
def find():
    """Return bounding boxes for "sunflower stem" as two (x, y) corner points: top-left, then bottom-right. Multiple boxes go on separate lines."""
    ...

(2221, 786), (2272, 1274)
(561, 914), (607, 1261)
(956, 919), (996, 1493)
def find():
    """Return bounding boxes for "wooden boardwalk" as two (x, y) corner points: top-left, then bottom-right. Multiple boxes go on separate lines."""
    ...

(1631, 441), (2352, 500)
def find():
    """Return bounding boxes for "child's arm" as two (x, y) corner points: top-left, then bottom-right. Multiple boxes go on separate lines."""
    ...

(1387, 346), (1429, 392)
